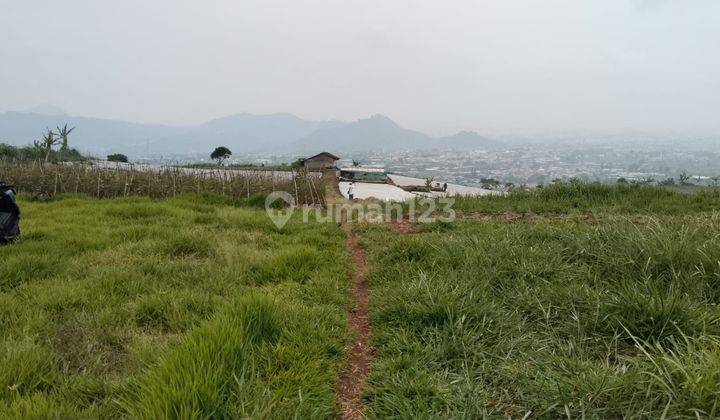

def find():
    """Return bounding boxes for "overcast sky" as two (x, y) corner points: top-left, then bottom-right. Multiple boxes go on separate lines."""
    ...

(1, 0), (719, 137)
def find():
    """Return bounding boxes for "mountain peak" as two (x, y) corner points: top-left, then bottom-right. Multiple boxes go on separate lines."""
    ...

(357, 114), (399, 129)
(367, 114), (394, 122)
(446, 130), (482, 139)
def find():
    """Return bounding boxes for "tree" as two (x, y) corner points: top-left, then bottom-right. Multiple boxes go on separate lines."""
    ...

(425, 177), (434, 190)
(56, 124), (75, 150)
(617, 177), (628, 184)
(711, 176), (720, 188)
(33, 128), (62, 163)
(352, 159), (362, 167)
(210, 146), (232, 166)
(679, 171), (691, 186)
(107, 153), (128, 163)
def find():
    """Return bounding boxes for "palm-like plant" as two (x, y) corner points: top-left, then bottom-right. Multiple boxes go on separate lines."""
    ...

(33, 128), (62, 163)
(679, 171), (691, 185)
(56, 124), (75, 150)
(425, 177), (434, 190)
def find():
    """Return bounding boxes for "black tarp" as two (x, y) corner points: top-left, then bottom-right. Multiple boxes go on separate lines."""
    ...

(0, 183), (20, 244)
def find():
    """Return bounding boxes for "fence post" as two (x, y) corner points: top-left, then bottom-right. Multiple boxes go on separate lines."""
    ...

(292, 169), (299, 204)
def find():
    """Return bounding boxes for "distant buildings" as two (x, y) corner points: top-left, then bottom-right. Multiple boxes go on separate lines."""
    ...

(338, 167), (388, 183)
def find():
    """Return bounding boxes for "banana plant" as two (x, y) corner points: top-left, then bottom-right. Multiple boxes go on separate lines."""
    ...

(35, 128), (62, 163)
(56, 124), (75, 150)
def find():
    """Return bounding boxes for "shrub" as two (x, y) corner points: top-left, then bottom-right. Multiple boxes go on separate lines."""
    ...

(107, 154), (128, 163)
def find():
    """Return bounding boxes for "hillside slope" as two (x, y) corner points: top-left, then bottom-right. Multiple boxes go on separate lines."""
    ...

(294, 114), (433, 152)
(0, 111), (185, 155)
(149, 113), (341, 154)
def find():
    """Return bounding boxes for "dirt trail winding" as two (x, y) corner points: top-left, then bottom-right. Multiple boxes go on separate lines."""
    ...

(335, 224), (372, 420)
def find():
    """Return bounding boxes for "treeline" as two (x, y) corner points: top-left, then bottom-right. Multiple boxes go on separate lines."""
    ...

(0, 143), (86, 162)
(1, 124), (87, 163)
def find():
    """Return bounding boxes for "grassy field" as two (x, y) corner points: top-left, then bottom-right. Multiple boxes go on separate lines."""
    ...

(2, 183), (719, 418)
(451, 182), (720, 215)
(0, 194), (350, 418)
(357, 186), (720, 418)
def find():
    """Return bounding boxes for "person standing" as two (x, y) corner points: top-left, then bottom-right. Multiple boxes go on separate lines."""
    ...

(0, 182), (20, 244)
(347, 182), (355, 200)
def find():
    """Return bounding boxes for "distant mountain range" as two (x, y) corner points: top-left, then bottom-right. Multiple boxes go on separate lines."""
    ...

(0, 106), (500, 157)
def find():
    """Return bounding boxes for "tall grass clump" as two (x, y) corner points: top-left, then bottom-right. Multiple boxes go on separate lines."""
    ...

(632, 334), (720, 417)
(124, 294), (281, 418)
(562, 216), (720, 341)
(125, 289), (348, 418)
(451, 181), (720, 215)
(252, 245), (323, 285)
(359, 208), (720, 418)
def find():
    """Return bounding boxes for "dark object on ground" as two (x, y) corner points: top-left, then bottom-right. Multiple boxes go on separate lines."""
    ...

(0, 182), (20, 244)
(107, 153), (129, 163)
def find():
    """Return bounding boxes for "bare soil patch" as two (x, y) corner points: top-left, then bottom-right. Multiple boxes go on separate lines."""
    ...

(389, 220), (421, 234)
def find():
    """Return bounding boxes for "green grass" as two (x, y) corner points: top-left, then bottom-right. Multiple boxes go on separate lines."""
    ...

(3, 182), (720, 418)
(451, 181), (720, 215)
(356, 212), (720, 418)
(0, 194), (351, 418)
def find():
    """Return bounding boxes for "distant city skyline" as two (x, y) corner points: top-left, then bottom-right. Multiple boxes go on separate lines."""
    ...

(2, 1), (720, 138)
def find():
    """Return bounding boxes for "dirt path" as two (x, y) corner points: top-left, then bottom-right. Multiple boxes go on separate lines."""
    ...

(335, 223), (372, 420)
(323, 169), (345, 205)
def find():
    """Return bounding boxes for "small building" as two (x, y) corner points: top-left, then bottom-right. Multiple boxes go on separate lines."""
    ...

(338, 167), (388, 183)
(302, 152), (340, 170)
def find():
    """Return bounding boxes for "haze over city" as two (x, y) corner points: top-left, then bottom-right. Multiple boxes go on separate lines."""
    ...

(2, 0), (719, 138)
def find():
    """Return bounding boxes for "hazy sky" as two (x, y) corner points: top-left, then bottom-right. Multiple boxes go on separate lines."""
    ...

(1, 0), (719, 137)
